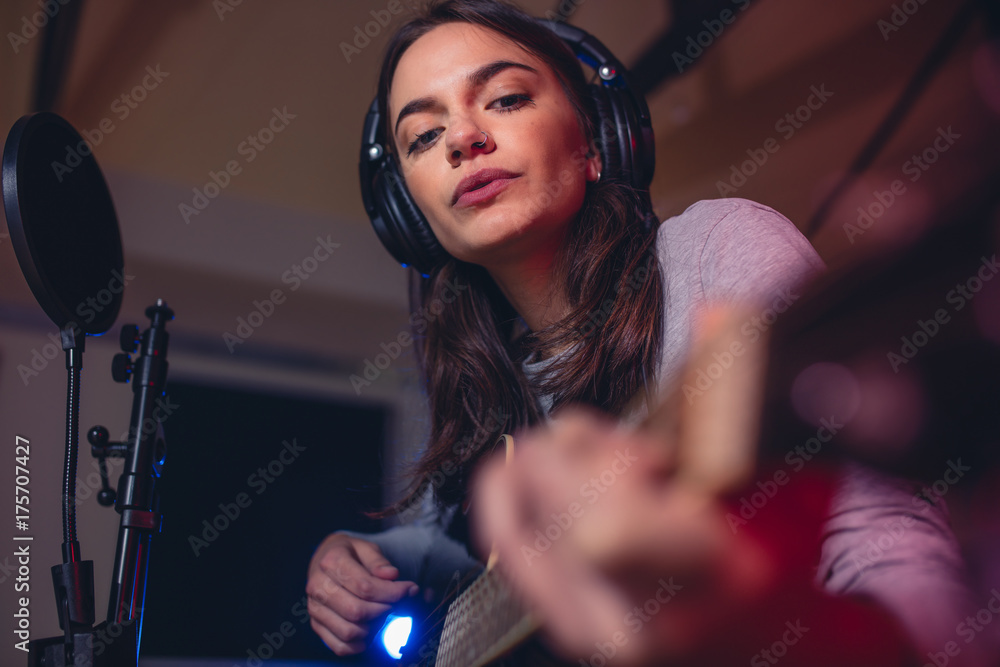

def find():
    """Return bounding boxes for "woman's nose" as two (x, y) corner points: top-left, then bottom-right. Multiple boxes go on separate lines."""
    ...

(446, 119), (493, 166)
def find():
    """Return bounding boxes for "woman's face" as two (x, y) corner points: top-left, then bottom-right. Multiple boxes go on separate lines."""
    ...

(388, 22), (601, 268)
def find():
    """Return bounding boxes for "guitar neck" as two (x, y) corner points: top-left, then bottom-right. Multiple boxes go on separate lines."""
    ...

(433, 566), (540, 667)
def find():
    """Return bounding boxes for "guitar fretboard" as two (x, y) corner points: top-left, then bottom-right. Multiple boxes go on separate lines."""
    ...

(434, 566), (540, 667)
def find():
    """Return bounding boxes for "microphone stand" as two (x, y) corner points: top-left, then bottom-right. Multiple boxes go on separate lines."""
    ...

(104, 300), (171, 631)
(29, 300), (173, 667)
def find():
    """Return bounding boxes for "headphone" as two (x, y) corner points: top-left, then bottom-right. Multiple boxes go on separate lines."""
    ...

(359, 19), (656, 276)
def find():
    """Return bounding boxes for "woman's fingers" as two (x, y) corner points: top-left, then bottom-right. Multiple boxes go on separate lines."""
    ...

(306, 574), (381, 655)
(308, 610), (367, 656)
(473, 435), (644, 662)
(319, 543), (416, 603)
(306, 533), (418, 656)
(473, 410), (765, 665)
(352, 538), (409, 582)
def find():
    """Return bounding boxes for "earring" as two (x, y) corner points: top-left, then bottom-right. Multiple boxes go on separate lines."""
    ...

(472, 131), (488, 149)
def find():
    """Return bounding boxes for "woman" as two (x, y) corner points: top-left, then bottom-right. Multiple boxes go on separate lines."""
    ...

(307, 1), (973, 664)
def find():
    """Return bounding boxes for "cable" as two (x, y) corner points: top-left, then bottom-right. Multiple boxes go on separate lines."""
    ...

(63, 361), (80, 548)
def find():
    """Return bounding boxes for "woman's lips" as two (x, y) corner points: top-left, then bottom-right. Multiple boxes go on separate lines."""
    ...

(454, 176), (519, 208)
(452, 169), (520, 208)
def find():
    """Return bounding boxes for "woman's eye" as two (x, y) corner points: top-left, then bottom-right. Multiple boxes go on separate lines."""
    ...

(407, 128), (442, 156)
(403, 95), (532, 156)
(493, 94), (533, 113)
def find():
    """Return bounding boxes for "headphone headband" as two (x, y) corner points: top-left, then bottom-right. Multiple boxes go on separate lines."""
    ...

(359, 18), (655, 275)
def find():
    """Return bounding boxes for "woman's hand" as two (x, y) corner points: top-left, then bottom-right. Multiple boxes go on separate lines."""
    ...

(473, 408), (779, 665)
(306, 532), (418, 656)
(473, 407), (919, 666)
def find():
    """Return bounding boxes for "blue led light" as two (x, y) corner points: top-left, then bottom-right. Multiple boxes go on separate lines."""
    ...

(381, 614), (413, 660)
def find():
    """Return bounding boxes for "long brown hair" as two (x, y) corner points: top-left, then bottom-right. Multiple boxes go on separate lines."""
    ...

(376, 0), (664, 515)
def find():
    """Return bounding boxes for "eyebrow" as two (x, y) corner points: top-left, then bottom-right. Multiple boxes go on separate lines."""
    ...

(393, 60), (539, 137)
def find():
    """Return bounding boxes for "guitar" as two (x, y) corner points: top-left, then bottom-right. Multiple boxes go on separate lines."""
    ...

(400, 305), (768, 667)
(398, 190), (1000, 665)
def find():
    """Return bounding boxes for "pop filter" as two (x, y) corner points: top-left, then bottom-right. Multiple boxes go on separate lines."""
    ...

(2, 111), (123, 335)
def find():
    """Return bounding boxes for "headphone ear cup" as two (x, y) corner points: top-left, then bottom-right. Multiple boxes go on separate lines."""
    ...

(360, 97), (448, 275)
(587, 85), (624, 183)
(370, 155), (447, 275)
(587, 84), (652, 190)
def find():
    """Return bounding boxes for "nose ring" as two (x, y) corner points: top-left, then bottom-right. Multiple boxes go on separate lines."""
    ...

(472, 131), (488, 149)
